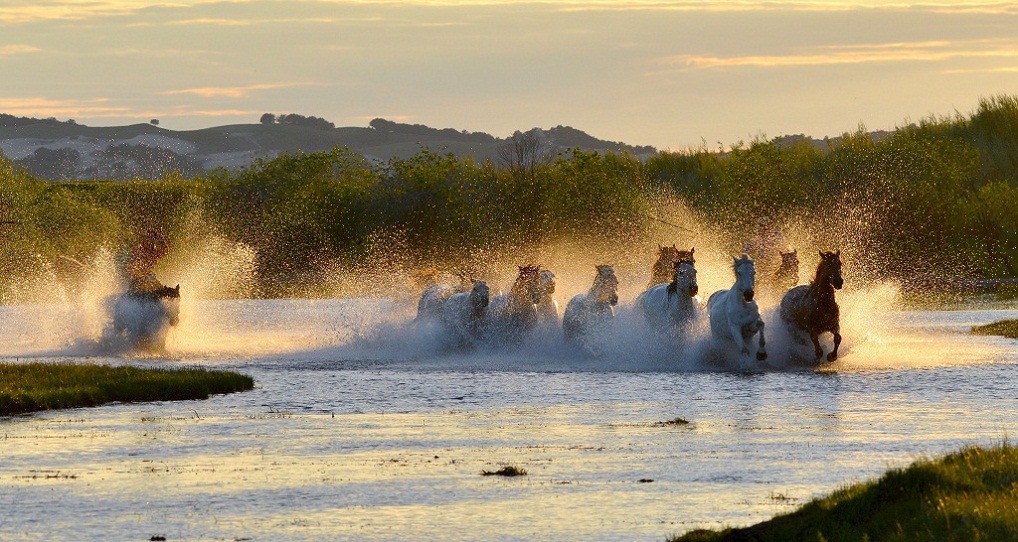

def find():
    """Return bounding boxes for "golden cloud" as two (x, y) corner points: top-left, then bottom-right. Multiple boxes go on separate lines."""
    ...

(0, 45), (41, 55)
(162, 82), (327, 98)
(658, 39), (1018, 70)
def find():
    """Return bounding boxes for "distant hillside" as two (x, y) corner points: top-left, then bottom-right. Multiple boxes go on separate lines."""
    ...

(0, 114), (658, 181)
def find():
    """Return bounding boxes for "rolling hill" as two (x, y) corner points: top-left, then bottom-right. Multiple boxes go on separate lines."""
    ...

(0, 114), (659, 181)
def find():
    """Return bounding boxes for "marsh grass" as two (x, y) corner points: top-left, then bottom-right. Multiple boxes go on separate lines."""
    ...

(0, 362), (254, 416)
(672, 443), (1018, 542)
(481, 465), (527, 477)
(971, 319), (1018, 339)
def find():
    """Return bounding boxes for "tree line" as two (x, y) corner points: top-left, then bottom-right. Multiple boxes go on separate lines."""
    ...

(2, 95), (1016, 300)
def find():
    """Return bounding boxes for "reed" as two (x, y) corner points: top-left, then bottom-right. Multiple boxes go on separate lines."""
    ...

(671, 442), (1018, 542)
(0, 362), (254, 416)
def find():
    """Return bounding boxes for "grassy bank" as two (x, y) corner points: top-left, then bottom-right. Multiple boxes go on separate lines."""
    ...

(971, 319), (1018, 339)
(672, 443), (1018, 542)
(0, 362), (254, 416)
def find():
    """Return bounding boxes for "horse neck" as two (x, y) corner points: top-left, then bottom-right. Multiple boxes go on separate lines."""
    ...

(809, 270), (836, 300)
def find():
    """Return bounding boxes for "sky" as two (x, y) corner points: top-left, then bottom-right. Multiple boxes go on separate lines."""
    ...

(2, 0), (1017, 151)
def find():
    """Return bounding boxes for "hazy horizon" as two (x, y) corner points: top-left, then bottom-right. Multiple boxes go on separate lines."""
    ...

(2, 0), (1016, 151)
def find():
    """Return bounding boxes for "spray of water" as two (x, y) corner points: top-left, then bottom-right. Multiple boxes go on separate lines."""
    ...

(0, 192), (1008, 370)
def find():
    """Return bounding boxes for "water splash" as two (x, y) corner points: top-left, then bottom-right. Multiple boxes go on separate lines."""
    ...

(0, 201), (1011, 371)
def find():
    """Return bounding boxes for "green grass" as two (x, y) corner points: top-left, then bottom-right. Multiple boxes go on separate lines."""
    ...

(671, 443), (1018, 542)
(0, 362), (254, 416)
(971, 319), (1018, 339)
(481, 465), (528, 477)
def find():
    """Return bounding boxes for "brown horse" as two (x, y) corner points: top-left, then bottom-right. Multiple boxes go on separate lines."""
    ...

(649, 245), (695, 288)
(486, 265), (543, 346)
(779, 250), (844, 363)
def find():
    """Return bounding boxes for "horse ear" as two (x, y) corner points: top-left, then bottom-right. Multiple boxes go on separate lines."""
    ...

(836, 249), (841, 257)
(690, 247), (694, 254)
(819, 250), (824, 259)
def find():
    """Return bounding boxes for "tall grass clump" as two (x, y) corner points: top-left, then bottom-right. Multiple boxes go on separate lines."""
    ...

(0, 362), (254, 416)
(672, 443), (1018, 542)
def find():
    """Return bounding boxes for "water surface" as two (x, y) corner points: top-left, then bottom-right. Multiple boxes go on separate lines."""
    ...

(1, 298), (1016, 541)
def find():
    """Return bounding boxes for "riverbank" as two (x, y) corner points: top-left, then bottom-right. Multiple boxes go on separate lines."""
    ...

(0, 362), (254, 416)
(672, 443), (1018, 541)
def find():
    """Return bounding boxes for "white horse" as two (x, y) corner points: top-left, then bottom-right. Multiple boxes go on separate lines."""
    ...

(634, 260), (700, 334)
(707, 254), (767, 369)
(415, 274), (470, 321)
(563, 265), (619, 345)
(440, 279), (490, 347)
(535, 269), (559, 326)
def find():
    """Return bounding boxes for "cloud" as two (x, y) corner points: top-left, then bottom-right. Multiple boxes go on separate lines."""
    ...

(0, 97), (128, 117)
(0, 45), (40, 55)
(657, 39), (1018, 71)
(162, 82), (326, 98)
(163, 16), (382, 26)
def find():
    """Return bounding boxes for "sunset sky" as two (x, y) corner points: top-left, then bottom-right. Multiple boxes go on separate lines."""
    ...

(2, 0), (1017, 150)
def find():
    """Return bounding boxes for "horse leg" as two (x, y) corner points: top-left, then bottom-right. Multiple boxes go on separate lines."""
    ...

(755, 319), (767, 361)
(730, 323), (753, 368)
(828, 330), (842, 362)
(810, 332), (824, 361)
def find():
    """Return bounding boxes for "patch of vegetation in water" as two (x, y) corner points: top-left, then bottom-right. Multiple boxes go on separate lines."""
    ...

(670, 443), (1018, 542)
(481, 465), (527, 477)
(971, 319), (1018, 339)
(0, 362), (254, 416)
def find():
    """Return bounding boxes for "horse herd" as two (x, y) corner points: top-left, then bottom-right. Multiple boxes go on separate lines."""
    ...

(414, 246), (845, 368)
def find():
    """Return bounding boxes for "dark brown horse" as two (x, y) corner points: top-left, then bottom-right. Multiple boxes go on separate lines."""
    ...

(486, 265), (543, 346)
(649, 245), (695, 288)
(779, 250), (844, 362)
(773, 249), (799, 292)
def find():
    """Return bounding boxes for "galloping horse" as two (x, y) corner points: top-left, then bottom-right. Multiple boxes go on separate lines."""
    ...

(635, 259), (700, 334)
(773, 249), (799, 293)
(649, 245), (695, 288)
(536, 269), (559, 326)
(486, 265), (543, 346)
(440, 279), (490, 347)
(707, 255), (767, 368)
(563, 265), (619, 343)
(780, 250), (844, 363)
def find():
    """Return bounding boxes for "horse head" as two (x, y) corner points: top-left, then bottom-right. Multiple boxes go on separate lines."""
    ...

(538, 269), (557, 296)
(780, 249), (798, 267)
(733, 254), (756, 302)
(818, 250), (844, 290)
(515, 265), (544, 305)
(469, 280), (490, 312)
(671, 260), (698, 298)
(594, 264), (619, 305)
(676, 246), (695, 265)
(658, 244), (680, 261)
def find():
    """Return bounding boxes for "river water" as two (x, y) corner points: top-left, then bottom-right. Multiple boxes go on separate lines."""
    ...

(1, 292), (1016, 541)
